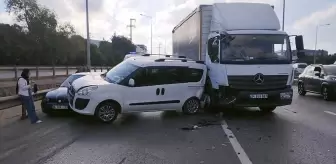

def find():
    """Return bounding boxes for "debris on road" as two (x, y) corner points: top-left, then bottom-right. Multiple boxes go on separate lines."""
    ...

(180, 119), (221, 131)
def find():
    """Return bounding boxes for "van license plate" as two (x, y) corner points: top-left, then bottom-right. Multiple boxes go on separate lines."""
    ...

(53, 105), (68, 109)
(250, 94), (268, 99)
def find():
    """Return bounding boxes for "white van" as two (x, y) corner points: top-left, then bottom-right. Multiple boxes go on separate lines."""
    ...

(68, 57), (207, 123)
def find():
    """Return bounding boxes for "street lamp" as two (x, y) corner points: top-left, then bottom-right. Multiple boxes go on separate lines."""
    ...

(140, 14), (153, 55)
(282, 0), (285, 31)
(85, 0), (91, 70)
(314, 23), (331, 64)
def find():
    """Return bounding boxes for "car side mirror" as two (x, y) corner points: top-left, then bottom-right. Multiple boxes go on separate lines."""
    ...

(128, 78), (135, 87)
(314, 72), (321, 77)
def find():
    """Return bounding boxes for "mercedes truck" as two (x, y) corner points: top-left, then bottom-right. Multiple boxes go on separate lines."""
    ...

(172, 3), (305, 112)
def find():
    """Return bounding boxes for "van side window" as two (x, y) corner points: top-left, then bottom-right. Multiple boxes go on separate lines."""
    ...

(184, 68), (203, 82)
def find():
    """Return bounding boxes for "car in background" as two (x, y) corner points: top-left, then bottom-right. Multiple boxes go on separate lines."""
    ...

(41, 72), (104, 115)
(293, 63), (307, 79)
(297, 64), (336, 101)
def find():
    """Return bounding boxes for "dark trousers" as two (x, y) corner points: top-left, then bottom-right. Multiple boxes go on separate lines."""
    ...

(20, 95), (39, 123)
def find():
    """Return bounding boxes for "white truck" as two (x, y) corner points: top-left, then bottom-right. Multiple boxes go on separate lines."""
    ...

(172, 3), (305, 112)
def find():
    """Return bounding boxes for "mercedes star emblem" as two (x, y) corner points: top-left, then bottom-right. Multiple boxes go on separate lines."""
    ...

(253, 73), (264, 84)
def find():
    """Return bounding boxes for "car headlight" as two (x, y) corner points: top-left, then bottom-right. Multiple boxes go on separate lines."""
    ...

(77, 86), (98, 96)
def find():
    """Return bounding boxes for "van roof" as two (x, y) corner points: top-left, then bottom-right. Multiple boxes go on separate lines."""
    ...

(125, 56), (206, 69)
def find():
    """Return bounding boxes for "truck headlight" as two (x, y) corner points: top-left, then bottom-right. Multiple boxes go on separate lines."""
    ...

(77, 86), (98, 96)
(280, 92), (292, 99)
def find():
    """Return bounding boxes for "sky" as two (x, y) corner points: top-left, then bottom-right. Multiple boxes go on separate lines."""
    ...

(0, 0), (335, 55)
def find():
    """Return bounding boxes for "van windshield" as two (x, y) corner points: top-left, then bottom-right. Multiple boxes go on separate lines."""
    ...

(105, 61), (139, 84)
(220, 34), (291, 64)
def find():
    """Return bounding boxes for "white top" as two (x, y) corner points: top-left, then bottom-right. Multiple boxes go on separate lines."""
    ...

(210, 3), (280, 32)
(18, 78), (31, 96)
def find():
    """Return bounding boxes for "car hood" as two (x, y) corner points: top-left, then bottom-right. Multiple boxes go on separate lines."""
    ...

(46, 87), (68, 100)
(72, 74), (109, 91)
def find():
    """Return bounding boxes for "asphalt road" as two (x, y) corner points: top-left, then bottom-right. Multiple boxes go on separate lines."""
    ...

(1, 87), (336, 164)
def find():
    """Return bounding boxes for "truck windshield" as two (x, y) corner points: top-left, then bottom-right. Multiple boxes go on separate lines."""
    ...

(220, 34), (291, 64)
(105, 61), (139, 84)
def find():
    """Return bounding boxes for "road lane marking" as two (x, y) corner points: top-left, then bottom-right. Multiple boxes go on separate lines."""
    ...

(324, 111), (336, 116)
(221, 120), (253, 164)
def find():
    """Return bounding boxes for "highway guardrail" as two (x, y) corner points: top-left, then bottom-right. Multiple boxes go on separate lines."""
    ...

(0, 89), (54, 110)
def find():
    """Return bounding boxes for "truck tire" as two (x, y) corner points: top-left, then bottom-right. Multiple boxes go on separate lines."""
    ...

(203, 78), (219, 112)
(259, 106), (276, 113)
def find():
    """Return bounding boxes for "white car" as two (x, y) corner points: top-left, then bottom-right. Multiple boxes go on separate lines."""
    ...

(68, 56), (207, 123)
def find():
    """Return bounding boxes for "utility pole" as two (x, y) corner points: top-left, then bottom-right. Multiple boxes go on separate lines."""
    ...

(127, 18), (136, 42)
(164, 40), (167, 54)
(158, 43), (162, 55)
(85, 0), (91, 70)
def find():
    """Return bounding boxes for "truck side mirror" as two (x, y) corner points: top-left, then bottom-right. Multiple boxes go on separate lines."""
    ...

(295, 35), (304, 51)
(295, 35), (305, 59)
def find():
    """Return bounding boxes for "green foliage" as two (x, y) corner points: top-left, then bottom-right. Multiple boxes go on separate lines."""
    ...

(0, 0), (136, 66)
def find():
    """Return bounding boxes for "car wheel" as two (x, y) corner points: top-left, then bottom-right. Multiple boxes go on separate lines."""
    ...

(259, 106), (276, 113)
(322, 86), (332, 101)
(95, 102), (119, 123)
(298, 82), (306, 96)
(182, 98), (200, 115)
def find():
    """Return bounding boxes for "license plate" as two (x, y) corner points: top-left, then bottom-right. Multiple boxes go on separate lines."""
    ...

(53, 105), (68, 109)
(250, 94), (268, 99)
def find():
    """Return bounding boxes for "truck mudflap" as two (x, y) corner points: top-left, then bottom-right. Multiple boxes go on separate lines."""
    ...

(217, 86), (293, 107)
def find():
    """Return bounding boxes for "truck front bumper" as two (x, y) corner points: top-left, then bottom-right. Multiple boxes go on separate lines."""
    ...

(218, 87), (293, 107)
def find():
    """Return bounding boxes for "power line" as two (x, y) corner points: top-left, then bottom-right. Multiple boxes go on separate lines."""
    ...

(127, 18), (136, 42)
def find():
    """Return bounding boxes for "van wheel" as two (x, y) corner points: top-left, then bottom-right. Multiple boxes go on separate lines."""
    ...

(182, 98), (200, 115)
(259, 106), (276, 113)
(95, 102), (119, 123)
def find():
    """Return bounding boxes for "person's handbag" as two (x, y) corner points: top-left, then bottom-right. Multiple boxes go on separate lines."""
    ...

(33, 83), (38, 93)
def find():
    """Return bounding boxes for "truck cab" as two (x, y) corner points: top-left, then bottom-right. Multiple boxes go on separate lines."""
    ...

(203, 3), (305, 112)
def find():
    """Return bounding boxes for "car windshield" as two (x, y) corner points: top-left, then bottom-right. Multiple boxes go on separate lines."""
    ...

(324, 65), (336, 75)
(105, 61), (139, 84)
(220, 34), (291, 64)
(60, 75), (86, 87)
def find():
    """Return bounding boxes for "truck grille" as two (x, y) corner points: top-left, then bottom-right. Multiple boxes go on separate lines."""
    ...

(228, 75), (288, 91)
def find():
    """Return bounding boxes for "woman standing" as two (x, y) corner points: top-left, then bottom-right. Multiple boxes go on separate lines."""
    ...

(17, 69), (42, 124)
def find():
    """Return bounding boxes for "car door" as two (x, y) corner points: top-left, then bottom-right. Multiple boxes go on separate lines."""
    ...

(122, 67), (165, 112)
(311, 66), (324, 93)
(303, 66), (315, 91)
(157, 66), (205, 110)
(147, 66), (187, 111)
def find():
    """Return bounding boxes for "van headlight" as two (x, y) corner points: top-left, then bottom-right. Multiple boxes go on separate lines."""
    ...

(77, 86), (98, 96)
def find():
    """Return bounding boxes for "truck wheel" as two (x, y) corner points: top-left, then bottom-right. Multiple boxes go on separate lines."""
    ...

(203, 78), (218, 112)
(259, 106), (276, 113)
(182, 98), (200, 115)
(95, 102), (119, 123)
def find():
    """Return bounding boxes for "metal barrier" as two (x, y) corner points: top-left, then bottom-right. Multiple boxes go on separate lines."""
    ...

(0, 66), (111, 81)
(0, 89), (54, 110)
